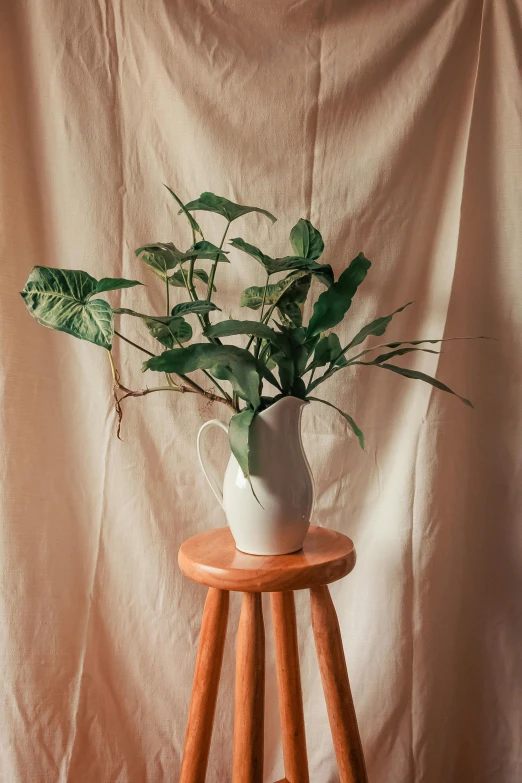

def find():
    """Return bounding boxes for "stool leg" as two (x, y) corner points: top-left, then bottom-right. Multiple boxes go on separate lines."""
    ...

(180, 587), (229, 783)
(271, 591), (310, 783)
(233, 592), (265, 783)
(310, 585), (368, 783)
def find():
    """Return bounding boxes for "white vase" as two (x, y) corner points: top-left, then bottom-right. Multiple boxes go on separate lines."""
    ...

(197, 396), (315, 555)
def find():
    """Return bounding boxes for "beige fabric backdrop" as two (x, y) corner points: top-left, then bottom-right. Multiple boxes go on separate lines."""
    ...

(1, 0), (521, 781)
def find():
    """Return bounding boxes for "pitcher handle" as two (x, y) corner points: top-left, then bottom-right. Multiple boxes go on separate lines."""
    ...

(197, 419), (229, 509)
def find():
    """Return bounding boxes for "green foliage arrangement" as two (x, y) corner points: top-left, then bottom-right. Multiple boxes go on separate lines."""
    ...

(21, 187), (479, 477)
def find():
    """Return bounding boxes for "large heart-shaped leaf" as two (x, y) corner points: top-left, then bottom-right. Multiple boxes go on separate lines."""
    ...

(308, 397), (365, 449)
(306, 252), (371, 337)
(228, 408), (256, 478)
(113, 308), (192, 348)
(171, 301), (220, 317)
(230, 238), (333, 285)
(182, 192), (276, 223)
(290, 219), (324, 260)
(95, 278), (143, 294)
(21, 266), (114, 348)
(205, 319), (293, 357)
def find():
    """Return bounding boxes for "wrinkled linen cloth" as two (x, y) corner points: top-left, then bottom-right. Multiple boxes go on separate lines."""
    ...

(1, 1), (521, 781)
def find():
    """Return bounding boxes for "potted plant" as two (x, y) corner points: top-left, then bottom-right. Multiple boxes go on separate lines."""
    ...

(21, 188), (479, 555)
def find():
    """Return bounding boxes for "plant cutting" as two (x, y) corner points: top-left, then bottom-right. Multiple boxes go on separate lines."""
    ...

(21, 188), (481, 555)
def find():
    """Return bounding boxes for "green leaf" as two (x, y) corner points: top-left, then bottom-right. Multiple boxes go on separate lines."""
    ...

(277, 357), (295, 393)
(112, 308), (192, 348)
(310, 333), (343, 369)
(277, 274), (312, 327)
(142, 344), (281, 406)
(94, 278), (143, 295)
(352, 335), (491, 363)
(306, 302), (414, 393)
(309, 396), (365, 449)
(136, 243), (183, 279)
(230, 237), (333, 284)
(181, 241), (229, 262)
(228, 408), (256, 478)
(171, 301), (221, 317)
(229, 238), (271, 267)
(271, 257), (332, 286)
(385, 336), (490, 348)
(182, 192), (276, 223)
(205, 319), (293, 357)
(342, 302), (413, 354)
(365, 346), (439, 364)
(306, 252), (371, 337)
(291, 377), (308, 398)
(290, 219), (324, 260)
(143, 317), (192, 348)
(369, 363), (474, 407)
(164, 185), (202, 236)
(168, 268), (216, 291)
(240, 272), (309, 310)
(20, 266), (114, 349)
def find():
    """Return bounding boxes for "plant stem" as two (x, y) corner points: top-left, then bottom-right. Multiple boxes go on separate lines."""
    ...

(259, 272), (270, 322)
(252, 272), (271, 359)
(110, 343), (233, 411)
(117, 383), (234, 409)
(206, 221), (230, 301)
(202, 371), (232, 402)
(262, 301), (278, 324)
(165, 275), (170, 315)
(187, 258), (197, 298)
(245, 302), (278, 354)
(107, 350), (118, 382)
(114, 330), (155, 357)
(309, 367), (316, 386)
(177, 261), (208, 334)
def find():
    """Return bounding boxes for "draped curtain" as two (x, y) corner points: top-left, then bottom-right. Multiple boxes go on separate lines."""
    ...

(1, 1), (521, 781)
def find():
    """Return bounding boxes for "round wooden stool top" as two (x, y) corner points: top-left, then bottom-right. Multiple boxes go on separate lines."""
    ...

(178, 525), (356, 592)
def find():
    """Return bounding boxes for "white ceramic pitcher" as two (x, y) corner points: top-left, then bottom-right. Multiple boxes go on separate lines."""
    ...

(197, 396), (314, 555)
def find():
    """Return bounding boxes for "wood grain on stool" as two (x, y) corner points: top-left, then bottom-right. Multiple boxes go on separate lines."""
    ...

(178, 526), (356, 592)
(179, 588), (229, 783)
(271, 591), (309, 783)
(310, 585), (368, 783)
(233, 592), (265, 783)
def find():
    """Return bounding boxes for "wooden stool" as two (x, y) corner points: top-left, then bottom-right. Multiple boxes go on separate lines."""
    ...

(178, 525), (368, 783)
